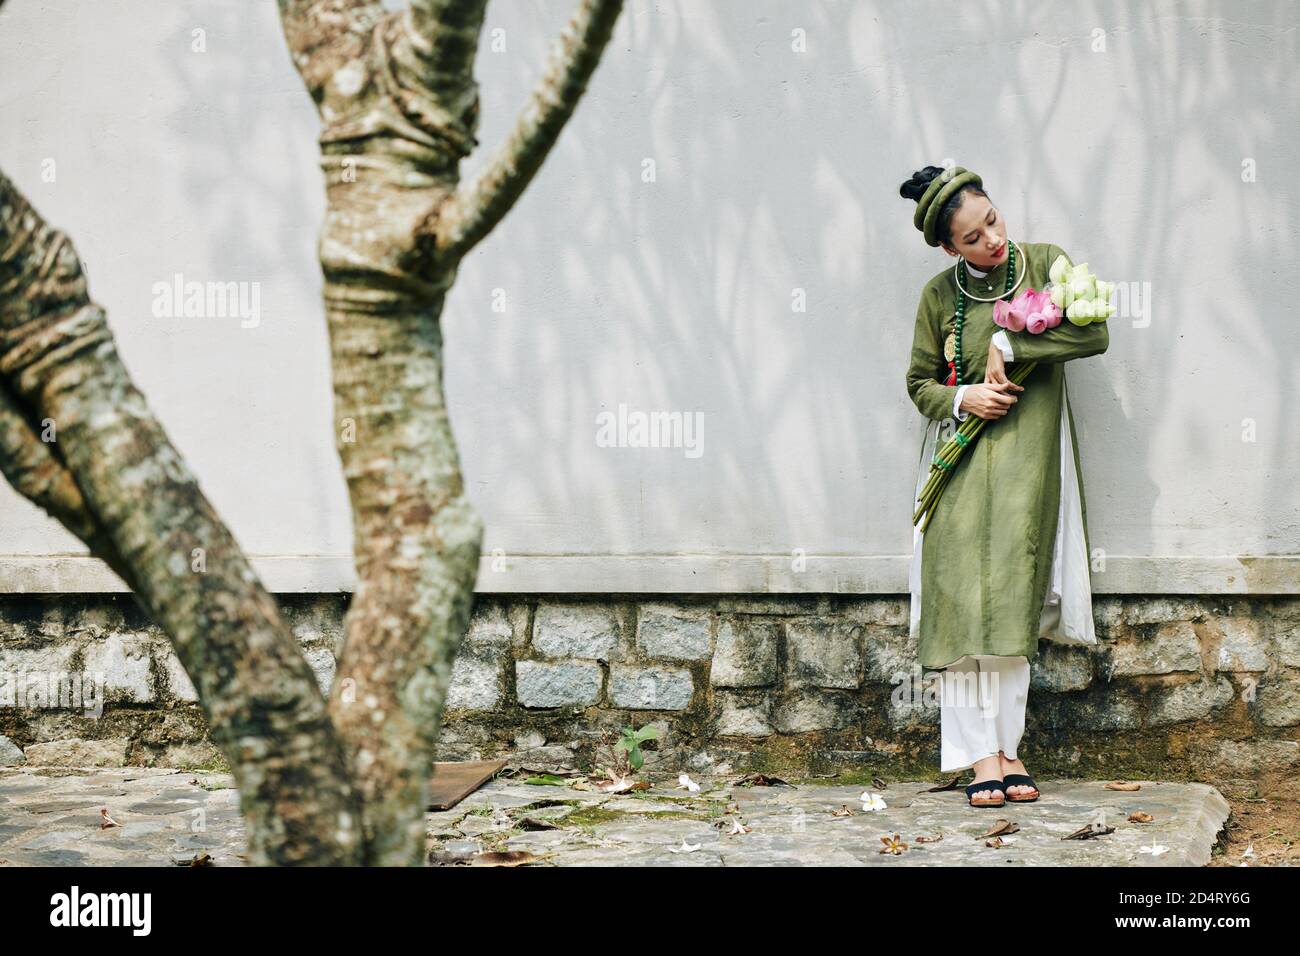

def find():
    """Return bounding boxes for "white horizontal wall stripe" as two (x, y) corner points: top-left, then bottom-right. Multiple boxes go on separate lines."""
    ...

(0, 554), (1294, 595)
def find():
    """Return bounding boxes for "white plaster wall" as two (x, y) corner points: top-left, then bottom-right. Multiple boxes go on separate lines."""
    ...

(0, 0), (1296, 593)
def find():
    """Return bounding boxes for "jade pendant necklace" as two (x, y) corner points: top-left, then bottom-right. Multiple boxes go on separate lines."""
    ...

(947, 241), (1019, 386)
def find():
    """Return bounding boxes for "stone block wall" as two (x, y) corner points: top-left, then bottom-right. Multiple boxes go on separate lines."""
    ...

(1, 593), (1297, 781)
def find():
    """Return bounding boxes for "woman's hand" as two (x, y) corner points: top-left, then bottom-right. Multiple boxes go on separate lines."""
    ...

(957, 341), (1024, 420)
(985, 339), (1024, 391)
(959, 382), (1020, 419)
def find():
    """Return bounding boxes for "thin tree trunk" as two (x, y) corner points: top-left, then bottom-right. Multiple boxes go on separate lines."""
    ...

(279, 0), (624, 864)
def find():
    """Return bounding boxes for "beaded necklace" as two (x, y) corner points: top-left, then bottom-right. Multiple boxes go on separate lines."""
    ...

(946, 242), (1017, 386)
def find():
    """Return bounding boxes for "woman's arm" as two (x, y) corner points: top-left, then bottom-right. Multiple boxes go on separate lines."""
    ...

(995, 318), (1108, 364)
(991, 244), (1110, 364)
(904, 283), (961, 422)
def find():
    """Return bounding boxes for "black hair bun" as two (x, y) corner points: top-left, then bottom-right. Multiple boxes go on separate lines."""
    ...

(899, 165), (946, 203)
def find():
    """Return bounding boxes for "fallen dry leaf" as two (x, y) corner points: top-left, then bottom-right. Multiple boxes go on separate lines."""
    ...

(979, 819), (1019, 839)
(1063, 821), (1115, 840)
(922, 776), (963, 793)
(914, 833), (944, 843)
(872, 777), (888, 790)
(732, 773), (791, 788)
(99, 808), (119, 830)
(595, 773), (650, 794)
(1128, 811), (1154, 824)
(727, 816), (751, 836)
(985, 835), (1015, 848)
(471, 850), (551, 867)
(1105, 781), (1141, 791)
(831, 805), (857, 817)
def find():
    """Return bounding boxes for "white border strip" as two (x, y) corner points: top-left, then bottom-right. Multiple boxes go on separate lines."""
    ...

(0, 554), (1295, 594)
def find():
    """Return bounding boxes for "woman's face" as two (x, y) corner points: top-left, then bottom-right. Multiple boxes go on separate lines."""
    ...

(941, 192), (1008, 269)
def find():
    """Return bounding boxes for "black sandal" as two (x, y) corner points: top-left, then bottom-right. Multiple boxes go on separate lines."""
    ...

(965, 778), (1005, 807)
(1002, 773), (1039, 802)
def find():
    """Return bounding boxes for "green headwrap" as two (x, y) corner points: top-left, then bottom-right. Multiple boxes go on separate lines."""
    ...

(912, 166), (983, 247)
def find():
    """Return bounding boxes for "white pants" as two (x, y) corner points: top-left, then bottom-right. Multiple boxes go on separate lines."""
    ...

(937, 654), (1030, 773)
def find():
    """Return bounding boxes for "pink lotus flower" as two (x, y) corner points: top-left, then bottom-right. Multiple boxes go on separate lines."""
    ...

(993, 288), (1059, 334)
(1024, 289), (1061, 334)
(992, 293), (1026, 331)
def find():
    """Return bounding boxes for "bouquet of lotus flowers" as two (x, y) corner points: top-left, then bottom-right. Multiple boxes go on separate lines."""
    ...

(1047, 255), (1116, 325)
(913, 254), (1113, 531)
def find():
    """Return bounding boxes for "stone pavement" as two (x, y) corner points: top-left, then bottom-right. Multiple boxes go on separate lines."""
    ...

(0, 767), (1231, 866)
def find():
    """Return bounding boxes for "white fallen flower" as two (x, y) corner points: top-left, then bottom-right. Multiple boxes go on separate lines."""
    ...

(668, 840), (702, 853)
(859, 791), (887, 812)
(1137, 841), (1169, 857)
(677, 773), (701, 792)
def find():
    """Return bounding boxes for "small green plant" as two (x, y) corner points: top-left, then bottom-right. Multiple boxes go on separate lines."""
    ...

(614, 723), (660, 772)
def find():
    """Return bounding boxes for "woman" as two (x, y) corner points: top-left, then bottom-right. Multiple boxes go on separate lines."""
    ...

(898, 165), (1109, 808)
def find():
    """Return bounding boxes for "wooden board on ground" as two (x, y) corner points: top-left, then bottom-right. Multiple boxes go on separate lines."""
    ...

(428, 759), (508, 810)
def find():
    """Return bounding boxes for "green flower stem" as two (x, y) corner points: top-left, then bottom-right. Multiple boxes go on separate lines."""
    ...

(912, 360), (1038, 529)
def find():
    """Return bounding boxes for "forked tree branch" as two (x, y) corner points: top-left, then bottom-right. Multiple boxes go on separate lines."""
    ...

(271, 0), (621, 864)
(433, 0), (624, 262)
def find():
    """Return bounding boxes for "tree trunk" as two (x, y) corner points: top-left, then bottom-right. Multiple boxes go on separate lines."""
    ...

(281, 0), (623, 864)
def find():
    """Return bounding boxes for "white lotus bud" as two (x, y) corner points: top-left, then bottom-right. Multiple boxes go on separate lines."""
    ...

(1066, 298), (1095, 325)
(1069, 275), (1095, 301)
